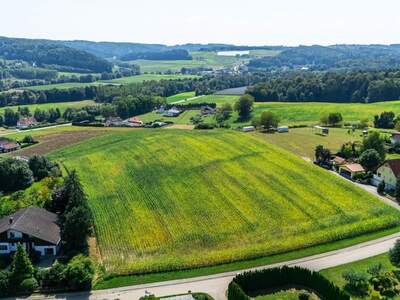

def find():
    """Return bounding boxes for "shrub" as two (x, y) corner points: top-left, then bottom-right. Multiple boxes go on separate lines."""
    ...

(228, 266), (349, 300)
(0, 271), (9, 296)
(63, 255), (94, 291)
(195, 123), (215, 130)
(19, 277), (38, 294)
(39, 260), (66, 290)
(389, 239), (400, 267)
(377, 180), (386, 194)
(342, 270), (369, 296)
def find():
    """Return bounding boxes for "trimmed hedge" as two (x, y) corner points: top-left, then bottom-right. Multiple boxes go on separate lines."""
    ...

(228, 266), (349, 300)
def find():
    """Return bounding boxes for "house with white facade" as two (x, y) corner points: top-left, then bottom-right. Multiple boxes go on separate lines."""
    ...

(0, 207), (60, 256)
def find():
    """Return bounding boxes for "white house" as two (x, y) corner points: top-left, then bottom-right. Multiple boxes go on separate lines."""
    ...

(0, 207), (60, 256)
(277, 126), (289, 133)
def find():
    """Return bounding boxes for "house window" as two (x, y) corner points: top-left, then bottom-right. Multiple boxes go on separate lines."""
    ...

(378, 172), (381, 177)
(0, 245), (7, 251)
(45, 248), (54, 255)
(9, 232), (14, 238)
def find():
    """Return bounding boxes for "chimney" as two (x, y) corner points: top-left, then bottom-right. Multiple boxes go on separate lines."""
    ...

(9, 217), (13, 225)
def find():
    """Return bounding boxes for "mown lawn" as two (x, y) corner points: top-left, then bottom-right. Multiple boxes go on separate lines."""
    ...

(48, 129), (400, 275)
(0, 100), (96, 115)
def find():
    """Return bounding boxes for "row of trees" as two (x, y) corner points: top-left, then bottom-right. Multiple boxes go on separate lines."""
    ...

(0, 156), (59, 193)
(0, 87), (97, 107)
(247, 70), (400, 103)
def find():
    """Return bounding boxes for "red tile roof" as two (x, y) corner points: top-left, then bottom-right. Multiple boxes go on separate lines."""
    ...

(0, 141), (19, 150)
(342, 163), (365, 173)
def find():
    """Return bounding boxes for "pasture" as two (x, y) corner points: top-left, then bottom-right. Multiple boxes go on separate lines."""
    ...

(48, 129), (400, 274)
(25, 74), (198, 91)
(186, 96), (400, 126)
(0, 100), (96, 115)
(166, 91), (196, 104)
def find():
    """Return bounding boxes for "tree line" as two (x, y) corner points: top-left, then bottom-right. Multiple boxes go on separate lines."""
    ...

(247, 70), (400, 103)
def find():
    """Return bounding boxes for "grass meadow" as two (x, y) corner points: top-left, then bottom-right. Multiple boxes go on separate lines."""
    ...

(25, 74), (198, 91)
(0, 100), (96, 115)
(166, 91), (196, 104)
(48, 129), (400, 274)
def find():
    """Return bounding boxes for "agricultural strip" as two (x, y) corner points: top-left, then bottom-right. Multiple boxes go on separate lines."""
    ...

(48, 129), (400, 274)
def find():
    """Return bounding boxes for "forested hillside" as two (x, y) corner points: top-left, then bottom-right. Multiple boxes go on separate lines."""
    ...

(249, 45), (400, 71)
(0, 36), (112, 72)
(247, 70), (400, 103)
(120, 49), (192, 61)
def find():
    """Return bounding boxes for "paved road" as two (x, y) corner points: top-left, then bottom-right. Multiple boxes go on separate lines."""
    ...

(20, 232), (400, 300)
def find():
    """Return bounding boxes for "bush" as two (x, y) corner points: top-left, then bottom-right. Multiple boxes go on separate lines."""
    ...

(19, 277), (38, 294)
(0, 271), (9, 296)
(195, 123), (215, 130)
(342, 270), (369, 296)
(377, 180), (386, 194)
(389, 239), (400, 267)
(63, 255), (94, 291)
(227, 266), (349, 300)
(39, 260), (66, 290)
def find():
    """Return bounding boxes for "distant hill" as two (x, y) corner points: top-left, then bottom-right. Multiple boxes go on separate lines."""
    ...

(61, 41), (247, 59)
(120, 49), (192, 61)
(248, 45), (400, 71)
(0, 36), (112, 73)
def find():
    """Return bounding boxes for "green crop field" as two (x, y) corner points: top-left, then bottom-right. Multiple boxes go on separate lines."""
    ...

(0, 100), (96, 115)
(25, 74), (198, 91)
(48, 129), (400, 274)
(166, 91), (196, 104)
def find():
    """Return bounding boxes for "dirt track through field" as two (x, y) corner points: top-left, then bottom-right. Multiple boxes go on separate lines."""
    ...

(14, 130), (107, 156)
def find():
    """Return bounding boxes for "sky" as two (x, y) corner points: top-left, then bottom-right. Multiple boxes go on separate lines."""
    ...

(1, 0), (400, 46)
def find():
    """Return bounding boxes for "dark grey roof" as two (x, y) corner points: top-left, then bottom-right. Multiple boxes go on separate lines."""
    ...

(0, 207), (60, 245)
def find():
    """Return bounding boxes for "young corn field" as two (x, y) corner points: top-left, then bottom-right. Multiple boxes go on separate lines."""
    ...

(49, 129), (400, 274)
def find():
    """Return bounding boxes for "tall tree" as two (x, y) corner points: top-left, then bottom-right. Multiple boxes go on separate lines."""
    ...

(9, 244), (34, 289)
(362, 132), (386, 161)
(234, 94), (254, 120)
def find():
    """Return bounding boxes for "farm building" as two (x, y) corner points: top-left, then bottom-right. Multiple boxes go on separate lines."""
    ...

(0, 140), (20, 153)
(105, 117), (125, 127)
(200, 106), (216, 115)
(127, 117), (143, 127)
(339, 163), (365, 179)
(242, 126), (255, 132)
(331, 156), (346, 170)
(313, 125), (329, 135)
(163, 107), (181, 117)
(373, 159), (400, 190)
(17, 117), (37, 129)
(0, 207), (60, 256)
(277, 126), (289, 133)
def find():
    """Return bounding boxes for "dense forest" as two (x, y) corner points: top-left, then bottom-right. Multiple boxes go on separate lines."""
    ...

(0, 37), (112, 73)
(247, 70), (400, 103)
(248, 45), (400, 71)
(120, 49), (192, 61)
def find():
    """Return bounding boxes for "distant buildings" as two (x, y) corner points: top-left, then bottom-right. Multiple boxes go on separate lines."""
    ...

(0, 140), (20, 153)
(163, 107), (181, 117)
(17, 117), (38, 129)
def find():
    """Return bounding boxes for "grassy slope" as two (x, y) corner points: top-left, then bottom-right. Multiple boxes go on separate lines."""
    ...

(258, 127), (364, 159)
(48, 129), (400, 275)
(0, 100), (96, 115)
(25, 74), (198, 91)
(189, 96), (400, 126)
(166, 91), (196, 104)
